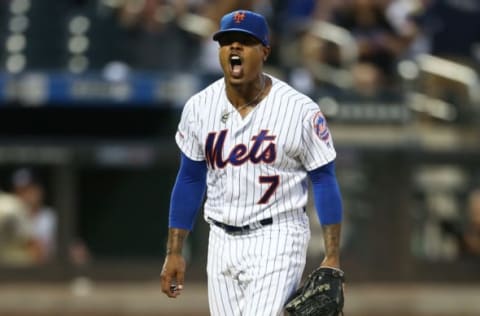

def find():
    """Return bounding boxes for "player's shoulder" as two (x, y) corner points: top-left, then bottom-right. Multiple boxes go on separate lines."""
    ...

(269, 75), (319, 111)
(185, 77), (224, 107)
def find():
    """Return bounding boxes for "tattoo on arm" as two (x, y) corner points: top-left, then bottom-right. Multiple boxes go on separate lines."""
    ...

(322, 223), (341, 263)
(166, 228), (189, 255)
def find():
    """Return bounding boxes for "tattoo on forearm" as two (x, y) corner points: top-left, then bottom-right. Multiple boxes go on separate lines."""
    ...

(322, 224), (341, 259)
(166, 228), (189, 255)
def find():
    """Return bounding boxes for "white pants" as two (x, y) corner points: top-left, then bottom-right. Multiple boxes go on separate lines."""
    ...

(206, 213), (310, 316)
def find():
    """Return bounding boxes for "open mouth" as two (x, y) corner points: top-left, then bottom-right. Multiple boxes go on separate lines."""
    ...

(230, 55), (243, 77)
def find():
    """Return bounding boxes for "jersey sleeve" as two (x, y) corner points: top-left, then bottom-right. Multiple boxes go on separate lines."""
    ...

(299, 104), (337, 171)
(175, 99), (205, 161)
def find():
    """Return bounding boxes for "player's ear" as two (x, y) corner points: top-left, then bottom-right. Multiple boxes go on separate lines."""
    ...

(262, 45), (271, 62)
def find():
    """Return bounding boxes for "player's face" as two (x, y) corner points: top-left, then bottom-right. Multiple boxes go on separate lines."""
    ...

(217, 32), (270, 85)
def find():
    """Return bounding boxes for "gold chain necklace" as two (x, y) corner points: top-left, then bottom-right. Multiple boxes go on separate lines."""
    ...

(221, 75), (266, 123)
(234, 75), (266, 112)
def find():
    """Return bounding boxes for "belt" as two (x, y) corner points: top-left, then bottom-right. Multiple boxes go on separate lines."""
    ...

(208, 217), (273, 234)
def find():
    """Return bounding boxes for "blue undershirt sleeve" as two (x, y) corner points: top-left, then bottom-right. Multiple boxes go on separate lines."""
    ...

(168, 153), (207, 230)
(307, 161), (343, 225)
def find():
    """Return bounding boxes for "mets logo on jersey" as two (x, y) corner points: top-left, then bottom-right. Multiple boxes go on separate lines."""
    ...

(205, 129), (277, 169)
(313, 111), (331, 145)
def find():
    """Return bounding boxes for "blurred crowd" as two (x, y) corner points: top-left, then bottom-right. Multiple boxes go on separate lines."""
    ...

(1, 0), (480, 103)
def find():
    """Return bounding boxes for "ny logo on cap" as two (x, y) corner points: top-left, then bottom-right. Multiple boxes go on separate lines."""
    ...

(233, 11), (246, 23)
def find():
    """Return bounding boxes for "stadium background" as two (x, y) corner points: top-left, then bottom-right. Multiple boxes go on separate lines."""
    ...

(0, 0), (480, 315)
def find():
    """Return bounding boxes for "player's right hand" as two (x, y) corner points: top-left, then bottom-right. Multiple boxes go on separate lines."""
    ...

(160, 254), (186, 298)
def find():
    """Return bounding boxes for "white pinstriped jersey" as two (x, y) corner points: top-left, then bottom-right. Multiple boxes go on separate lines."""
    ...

(175, 74), (336, 227)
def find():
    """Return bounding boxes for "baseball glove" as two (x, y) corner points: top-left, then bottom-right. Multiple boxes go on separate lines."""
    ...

(285, 267), (345, 316)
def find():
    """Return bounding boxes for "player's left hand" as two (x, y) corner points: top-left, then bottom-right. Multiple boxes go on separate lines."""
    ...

(285, 266), (345, 315)
(160, 254), (186, 298)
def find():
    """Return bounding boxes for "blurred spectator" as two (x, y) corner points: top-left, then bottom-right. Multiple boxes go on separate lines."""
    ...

(113, 0), (200, 71)
(272, 0), (338, 87)
(292, 0), (416, 99)
(439, 187), (480, 260)
(407, 0), (480, 115)
(413, 0), (480, 66)
(385, 0), (427, 58)
(11, 168), (57, 264)
(273, 0), (337, 34)
(69, 238), (91, 267)
(460, 188), (480, 258)
(328, 0), (414, 97)
(0, 192), (33, 265)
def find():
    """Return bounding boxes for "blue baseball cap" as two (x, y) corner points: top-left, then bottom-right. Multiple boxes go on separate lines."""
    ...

(213, 10), (269, 46)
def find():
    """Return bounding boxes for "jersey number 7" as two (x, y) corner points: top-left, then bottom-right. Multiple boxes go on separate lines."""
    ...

(258, 175), (280, 204)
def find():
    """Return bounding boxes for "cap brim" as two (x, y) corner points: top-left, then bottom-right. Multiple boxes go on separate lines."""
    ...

(213, 29), (267, 46)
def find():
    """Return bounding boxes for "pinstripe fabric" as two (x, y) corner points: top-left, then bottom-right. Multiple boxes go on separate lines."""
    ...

(175, 74), (336, 315)
(207, 212), (310, 316)
(176, 74), (336, 227)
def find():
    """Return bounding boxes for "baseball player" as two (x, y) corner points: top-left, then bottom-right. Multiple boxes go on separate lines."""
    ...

(160, 10), (344, 315)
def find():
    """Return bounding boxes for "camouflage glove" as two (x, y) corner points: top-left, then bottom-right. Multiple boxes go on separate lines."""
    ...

(285, 267), (345, 316)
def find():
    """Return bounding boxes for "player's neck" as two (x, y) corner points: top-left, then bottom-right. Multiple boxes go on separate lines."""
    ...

(226, 74), (266, 111)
